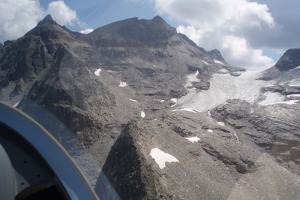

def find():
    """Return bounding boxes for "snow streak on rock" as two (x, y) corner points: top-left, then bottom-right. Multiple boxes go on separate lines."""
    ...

(214, 59), (224, 65)
(261, 100), (299, 106)
(150, 148), (179, 169)
(13, 101), (20, 107)
(175, 108), (199, 113)
(201, 60), (210, 65)
(129, 98), (138, 102)
(185, 137), (201, 143)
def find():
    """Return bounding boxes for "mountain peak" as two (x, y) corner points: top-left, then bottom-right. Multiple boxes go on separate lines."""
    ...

(151, 16), (165, 23)
(37, 14), (56, 26)
(87, 16), (177, 46)
(275, 48), (300, 71)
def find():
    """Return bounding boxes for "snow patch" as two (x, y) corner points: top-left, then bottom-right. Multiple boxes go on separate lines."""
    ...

(170, 98), (178, 107)
(185, 137), (201, 143)
(129, 98), (138, 103)
(171, 98), (178, 103)
(185, 71), (200, 89)
(150, 148), (179, 169)
(217, 121), (225, 126)
(119, 81), (128, 87)
(219, 69), (228, 73)
(141, 111), (146, 118)
(159, 99), (165, 103)
(187, 71), (200, 82)
(80, 28), (94, 34)
(214, 59), (224, 65)
(207, 129), (213, 133)
(94, 68), (102, 76)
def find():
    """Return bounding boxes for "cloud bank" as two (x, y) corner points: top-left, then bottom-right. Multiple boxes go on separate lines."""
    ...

(154, 0), (280, 70)
(0, 0), (78, 42)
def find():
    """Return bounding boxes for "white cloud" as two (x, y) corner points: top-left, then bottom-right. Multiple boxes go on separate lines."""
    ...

(0, 0), (78, 43)
(221, 35), (274, 70)
(0, 0), (44, 42)
(80, 28), (94, 34)
(47, 1), (77, 26)
(154, 0), (277, 70)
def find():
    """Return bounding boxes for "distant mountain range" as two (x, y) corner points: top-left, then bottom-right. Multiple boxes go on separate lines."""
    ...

(1, 15), (300, 200)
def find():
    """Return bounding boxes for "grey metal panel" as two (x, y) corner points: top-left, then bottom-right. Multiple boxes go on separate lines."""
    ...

(0, 144), (16, 200)
(0, 102), (99, 200)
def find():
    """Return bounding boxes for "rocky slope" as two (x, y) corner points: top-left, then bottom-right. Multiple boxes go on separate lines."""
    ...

(1, 15), (300, 199)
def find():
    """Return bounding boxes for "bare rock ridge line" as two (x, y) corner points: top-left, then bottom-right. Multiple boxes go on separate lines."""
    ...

(1, 15), (300, 199)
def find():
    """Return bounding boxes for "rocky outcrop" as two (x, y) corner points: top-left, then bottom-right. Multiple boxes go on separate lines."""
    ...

(258, 48), (300, 80)
(275, 48), (300, 71)
(211, 99), (300, 176)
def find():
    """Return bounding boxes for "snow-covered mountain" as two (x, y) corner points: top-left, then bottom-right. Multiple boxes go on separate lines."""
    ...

(1, 15), (300, 199)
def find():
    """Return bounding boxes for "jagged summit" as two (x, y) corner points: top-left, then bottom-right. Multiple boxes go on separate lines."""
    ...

(24, 14), (77, 43)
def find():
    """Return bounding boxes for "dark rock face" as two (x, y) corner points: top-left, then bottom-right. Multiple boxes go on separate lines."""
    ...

(275, 48), (300, 71)
(96, 122), (169, 200)
(98, 122), (147, 199)
(1, 15), (300, 200)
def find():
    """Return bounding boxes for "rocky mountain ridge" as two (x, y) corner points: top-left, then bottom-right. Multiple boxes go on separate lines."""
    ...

(1, 15), (300, 199)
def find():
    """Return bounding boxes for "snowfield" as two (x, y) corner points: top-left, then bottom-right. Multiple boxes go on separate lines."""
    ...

(175, 71), (275, 112)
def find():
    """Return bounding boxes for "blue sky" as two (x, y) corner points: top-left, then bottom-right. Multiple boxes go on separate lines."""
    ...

(1, 0), (300, 71)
